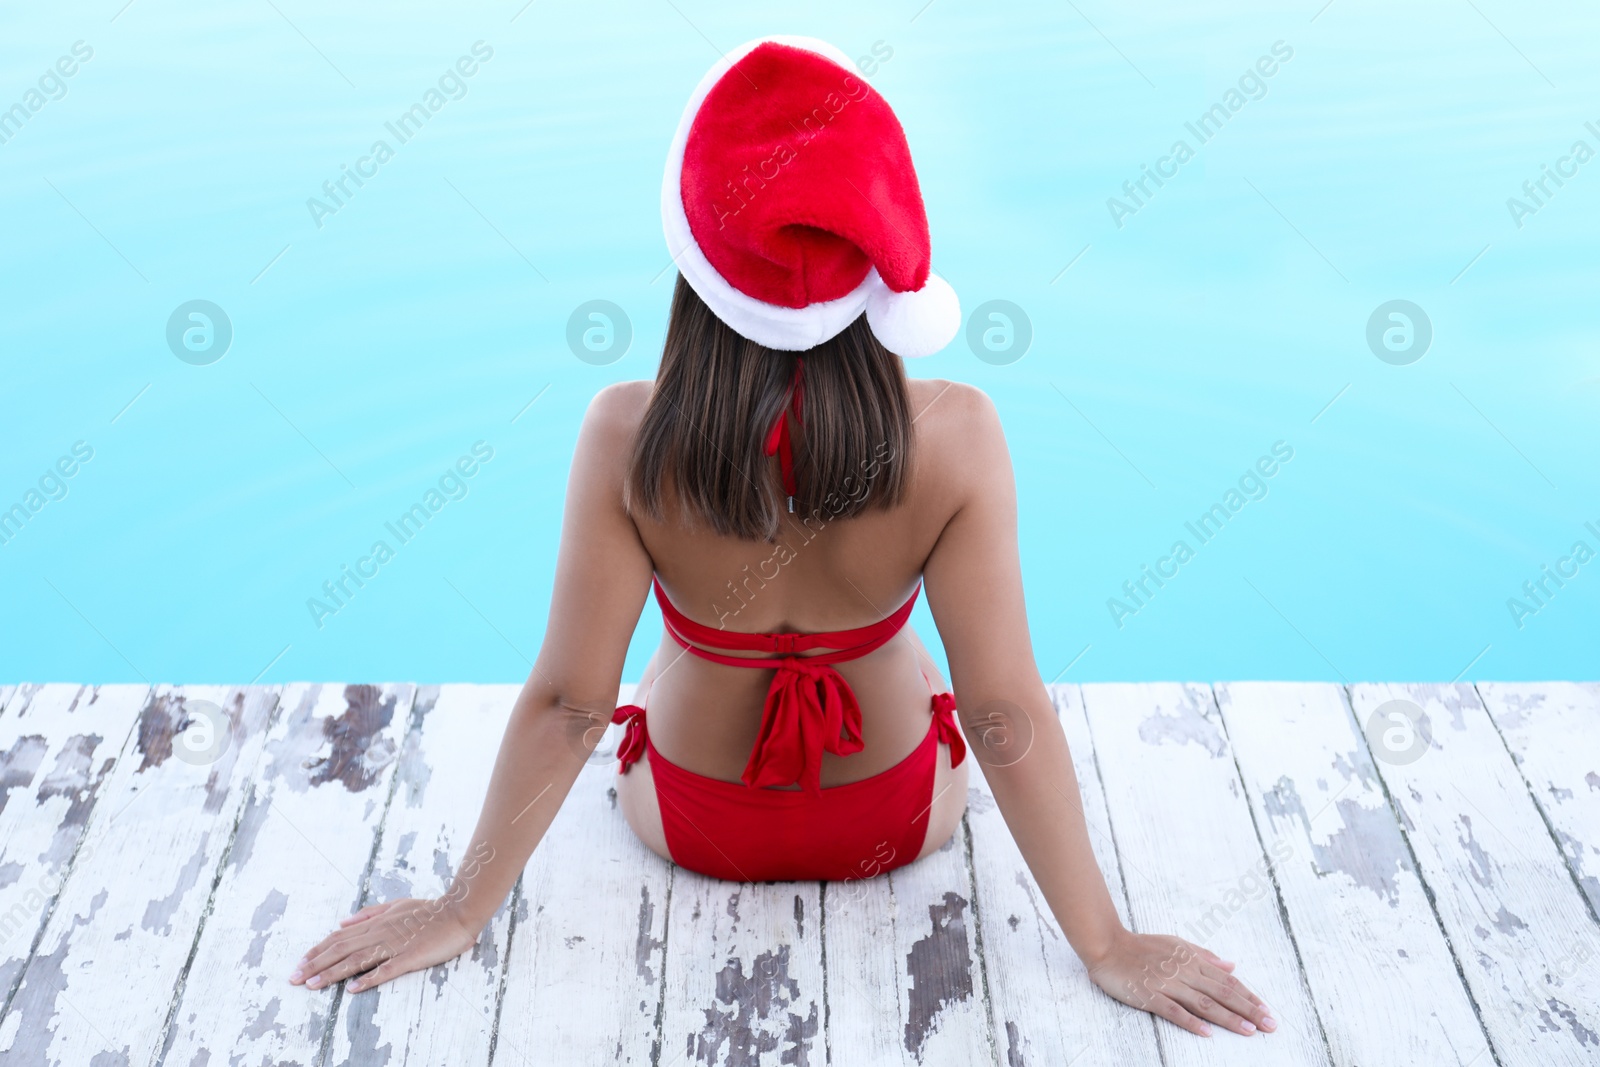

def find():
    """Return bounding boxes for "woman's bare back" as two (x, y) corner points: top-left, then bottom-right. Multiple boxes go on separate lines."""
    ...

(608, 375), (973, 862)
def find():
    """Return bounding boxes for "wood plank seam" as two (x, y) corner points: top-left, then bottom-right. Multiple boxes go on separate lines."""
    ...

(153, 774), (275, 1067)
(316, 684), (474, 1067)
(958, 809), (1004, 1067)
(817, 879), (832, 1067)
(291, 684), (420, 1067)
(1210, 683), (1344, 1067)
(148, 687), (291, 1066)
(155, 777), (247, 1060)
(1068, 684), (1171, 1067)
(0, 684), (150, 1031)
(644, 867), (674, 1067)
(1472, 683), (1600, 933)
(484, 874), (526, 1067)
(1339, 684), (1508, 1067)
(1469, 682), (1600, 1054)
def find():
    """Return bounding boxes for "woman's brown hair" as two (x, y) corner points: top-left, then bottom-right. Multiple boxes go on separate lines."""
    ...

(625, 275), (913, 542)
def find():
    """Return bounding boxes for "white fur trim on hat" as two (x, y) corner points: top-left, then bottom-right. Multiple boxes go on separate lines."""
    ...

(661, 36), (958, 357)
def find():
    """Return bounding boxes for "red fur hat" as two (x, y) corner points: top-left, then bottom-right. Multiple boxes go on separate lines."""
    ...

(662, 36), (960, 357)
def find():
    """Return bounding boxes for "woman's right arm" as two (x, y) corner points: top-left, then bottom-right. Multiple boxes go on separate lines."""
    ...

(290, 382), (657, 994)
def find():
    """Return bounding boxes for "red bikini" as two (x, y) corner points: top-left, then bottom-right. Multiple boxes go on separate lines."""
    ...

(611, 575), (966, 882)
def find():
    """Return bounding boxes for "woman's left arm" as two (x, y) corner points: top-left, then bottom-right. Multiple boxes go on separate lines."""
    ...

(920, 383), (1274, 1039)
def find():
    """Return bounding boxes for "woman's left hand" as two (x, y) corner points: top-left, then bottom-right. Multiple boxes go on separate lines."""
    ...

(289, 897), (481, 994)
(1084, 928), (1276, 1038)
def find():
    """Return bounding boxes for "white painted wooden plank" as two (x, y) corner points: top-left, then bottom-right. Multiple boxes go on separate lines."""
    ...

(1350, 683), (1600, 1065)
(1081, 682), (1330, 1066)
(965, 684), (1162, 1067)
(818, 847), (904, 1066)
(324, 684), (520, 1067)
(497, 684), (674, 1067)
(662, 875), (824, 1066)
(887, 819), (996, 1066)
(1477, 682), (1600, 920)
(823, 813), (995, 1067)
(1215, 682), (1490, 1066)
(0, 684), (280, 1066)
(0, 685), (147, 1005)
(0, 686), (17, 719)
(160, 683), (415, 1067)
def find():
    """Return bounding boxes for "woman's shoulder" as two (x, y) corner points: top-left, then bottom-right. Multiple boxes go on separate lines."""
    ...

(907, 378), (1004, 455)
(581, 380), (653, 440)
(588, 379), (653, 417)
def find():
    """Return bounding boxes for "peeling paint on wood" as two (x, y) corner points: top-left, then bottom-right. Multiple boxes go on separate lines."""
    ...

(265, 684), (400, 796)
(690, 944), (819, 1066)
(902, 891), (973, 1057)
(963, 686), (1157, 1066)
(636, 885), (664, 984)
(1136, 685), (1227, 757)
(1351, 683), (1600, 1065)
(327, 685), (516, 1067)
(0, 685), (146, 1032)
(1084, 682), (1332, 1066)
(1479, 682), (1600, 921)
(1, 680), (1594, 1064)
(158, 684), (413, 1067)
(502, 686), (672, 1066)
(1259, 776), (1413, 904)
(823, 775), (991, 1065)
(665, 873), (821, 1067)
(0, 736), (48, 817)
(0, 685), (276, 1067)
(1217, 682), (1490, 1066)
(1004, 1019), (1026, 1066)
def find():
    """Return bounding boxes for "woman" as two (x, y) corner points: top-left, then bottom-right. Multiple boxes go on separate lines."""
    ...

(291, 36), (1275, 1041)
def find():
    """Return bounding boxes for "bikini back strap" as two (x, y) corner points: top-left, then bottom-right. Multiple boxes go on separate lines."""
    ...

(652, 575), (920, 664)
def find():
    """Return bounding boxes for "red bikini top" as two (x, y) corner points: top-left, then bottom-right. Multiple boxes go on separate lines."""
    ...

(651, 574), (920, 796)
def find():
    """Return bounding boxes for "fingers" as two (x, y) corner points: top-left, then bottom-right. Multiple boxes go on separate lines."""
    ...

(1168, 980), (1257, 1037)
(291, 928), (398, 989)
(348, 957), (404, 993)
(1195, 945), (1235, 971)
(295, 930), (344, 974)
(306, 939), (393, 990)
(1198, 961), (1266, 1009)
(1189, 973), (1275, 1035)
(1147, 992), (1214, 1037)
(1195, 961), (1275, 1033)
(294, 899), (408, 985)
(341, 900), (401, 927)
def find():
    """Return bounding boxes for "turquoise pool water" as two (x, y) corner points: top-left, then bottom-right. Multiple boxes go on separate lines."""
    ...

(2, 1), (1595, 685)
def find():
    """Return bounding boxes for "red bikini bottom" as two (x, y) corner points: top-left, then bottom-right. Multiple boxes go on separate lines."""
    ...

(626, 707), (959, 882)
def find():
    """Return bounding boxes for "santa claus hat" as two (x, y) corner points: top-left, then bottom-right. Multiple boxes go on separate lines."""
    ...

(662, 36), (960, 358)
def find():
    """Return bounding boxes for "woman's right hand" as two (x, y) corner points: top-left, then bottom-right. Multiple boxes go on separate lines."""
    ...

(1084, 928), (1276, 1038)
(289, 897), (482, 995)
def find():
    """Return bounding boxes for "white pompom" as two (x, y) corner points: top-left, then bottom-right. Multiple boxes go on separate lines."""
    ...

(865, 272), (961, 358)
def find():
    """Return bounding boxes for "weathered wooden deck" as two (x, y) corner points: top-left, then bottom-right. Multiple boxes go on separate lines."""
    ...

(0, 681), (1594, 1066)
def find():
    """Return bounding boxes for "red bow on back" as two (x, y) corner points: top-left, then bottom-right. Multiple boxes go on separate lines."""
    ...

(741, 655), (865, 796)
